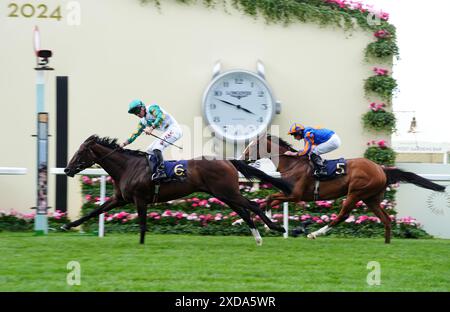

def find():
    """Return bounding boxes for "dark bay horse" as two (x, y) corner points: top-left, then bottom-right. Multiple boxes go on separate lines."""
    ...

(63, 135), (293, 245)
(241, 134), (446, 243)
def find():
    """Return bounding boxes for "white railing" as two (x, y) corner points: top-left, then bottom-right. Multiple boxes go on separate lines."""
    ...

(0, 167), (27, 175)
(50, 168), (290, 238)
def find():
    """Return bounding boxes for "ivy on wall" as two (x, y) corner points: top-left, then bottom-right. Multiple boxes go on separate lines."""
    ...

(362, 103), (396, 133)
(364, 140), (396, 166)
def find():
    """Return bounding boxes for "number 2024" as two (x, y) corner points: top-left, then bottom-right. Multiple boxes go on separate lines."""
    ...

(8, 3), (62, 21)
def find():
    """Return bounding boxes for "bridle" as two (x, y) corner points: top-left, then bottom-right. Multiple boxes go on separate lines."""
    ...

(75, 146), (119, 172)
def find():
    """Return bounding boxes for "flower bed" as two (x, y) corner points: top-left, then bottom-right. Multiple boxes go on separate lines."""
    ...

(0, 210), (69, 232)
(75, 176), (430, 239)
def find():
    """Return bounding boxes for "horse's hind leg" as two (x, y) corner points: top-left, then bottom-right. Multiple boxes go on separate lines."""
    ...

(220, 197), (263, 246)
(245, 199), (285, 233)
(364, 195), (392, 244)
(224, 193), (285, 233)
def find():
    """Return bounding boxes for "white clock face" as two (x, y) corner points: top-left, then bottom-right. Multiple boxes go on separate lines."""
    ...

(202, 70), (275, 142)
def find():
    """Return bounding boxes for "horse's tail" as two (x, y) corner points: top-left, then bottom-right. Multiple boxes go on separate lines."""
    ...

(383, 168), (446, 192)
(229, 160), (293, 195)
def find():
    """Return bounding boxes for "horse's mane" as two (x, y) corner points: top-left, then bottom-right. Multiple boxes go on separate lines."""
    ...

(92, 135), (148, 157)
(266, 134), (297, 152)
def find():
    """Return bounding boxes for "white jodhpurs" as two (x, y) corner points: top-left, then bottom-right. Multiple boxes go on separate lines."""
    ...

(146, 124), (182, 154)
(312, 134), (341, 155)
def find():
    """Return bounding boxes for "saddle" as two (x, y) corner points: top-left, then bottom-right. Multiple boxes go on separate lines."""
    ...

(148, 155), (188, 183)
(313, 158), (347, 201)
(315, 158), (347, 181)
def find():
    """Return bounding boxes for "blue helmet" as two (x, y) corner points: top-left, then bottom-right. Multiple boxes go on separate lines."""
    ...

(128, 100), (145, 114)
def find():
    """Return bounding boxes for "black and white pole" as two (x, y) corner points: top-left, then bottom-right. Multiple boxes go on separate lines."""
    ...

(33, 26), (54, 235)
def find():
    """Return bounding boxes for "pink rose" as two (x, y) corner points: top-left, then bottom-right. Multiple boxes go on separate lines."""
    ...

(345, 215), (355, 223)
(373, 67), (389, 76)
(301, 214), (311, 221)
(82, 176), (92, 185)
(374, 30), (390, 39)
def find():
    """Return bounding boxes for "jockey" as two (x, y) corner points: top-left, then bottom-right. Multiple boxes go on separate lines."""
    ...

(286, 123), (341, 178)
(119, 100), (183, 181)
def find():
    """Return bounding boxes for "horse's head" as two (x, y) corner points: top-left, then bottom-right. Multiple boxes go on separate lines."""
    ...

(240, 133), (296, 161)
(64, 135), (98, 177)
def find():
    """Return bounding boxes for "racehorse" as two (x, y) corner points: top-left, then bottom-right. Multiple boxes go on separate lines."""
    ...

(240, 134), (446, 243)
(63, 135), (293, 245)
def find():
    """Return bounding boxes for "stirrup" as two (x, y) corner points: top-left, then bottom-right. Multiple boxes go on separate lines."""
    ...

(314, 168), (327, 178)
(152, 169), (167, 181)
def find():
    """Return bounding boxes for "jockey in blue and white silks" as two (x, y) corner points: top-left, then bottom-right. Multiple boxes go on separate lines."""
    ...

(120, 100), (182, 181)
(286, 123), (341, 178)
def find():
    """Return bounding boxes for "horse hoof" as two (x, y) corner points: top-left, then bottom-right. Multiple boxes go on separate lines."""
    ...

(307, 233), (316, 240)
(255, 239), (263, 246)
(60, 224), (70, 231)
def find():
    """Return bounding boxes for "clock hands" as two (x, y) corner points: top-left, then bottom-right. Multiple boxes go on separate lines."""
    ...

(217, 99), (255, 115)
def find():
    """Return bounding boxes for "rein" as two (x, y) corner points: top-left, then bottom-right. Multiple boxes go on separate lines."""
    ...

(95, 147), (119, 163)
(76, 147), (118, 171)
(75, 147), (119, 172)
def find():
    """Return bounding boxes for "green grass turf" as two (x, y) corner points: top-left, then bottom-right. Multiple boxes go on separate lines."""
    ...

(0, 232), (449, 291)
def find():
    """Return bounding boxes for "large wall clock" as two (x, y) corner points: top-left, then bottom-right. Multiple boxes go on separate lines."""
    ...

(202, 61), (281, 142)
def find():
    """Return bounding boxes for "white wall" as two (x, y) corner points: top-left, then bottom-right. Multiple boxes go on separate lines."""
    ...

(0, 0), (388, 219)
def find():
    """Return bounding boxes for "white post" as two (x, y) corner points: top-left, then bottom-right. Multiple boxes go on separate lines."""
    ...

(99, 175), (106, 237)
(443, 152), (448, 165)
(283, 202), (289, 238)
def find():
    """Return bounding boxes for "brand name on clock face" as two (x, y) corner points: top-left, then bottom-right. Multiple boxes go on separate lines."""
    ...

(227, 91), (252, 99)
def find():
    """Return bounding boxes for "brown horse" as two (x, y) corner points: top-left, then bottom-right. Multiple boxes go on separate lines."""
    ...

(240, 134), (446, 243)
(63, 135), (293, 244)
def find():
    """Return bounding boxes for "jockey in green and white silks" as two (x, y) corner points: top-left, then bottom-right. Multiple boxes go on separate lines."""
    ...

(120, 100), (183, 181)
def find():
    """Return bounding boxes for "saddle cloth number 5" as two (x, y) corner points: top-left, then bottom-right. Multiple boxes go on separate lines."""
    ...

(336, 163), (346, 175)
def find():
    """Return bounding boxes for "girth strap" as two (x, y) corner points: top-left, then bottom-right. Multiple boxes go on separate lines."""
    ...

(153, 183), (160, 203)
(314, 180), (320, 201)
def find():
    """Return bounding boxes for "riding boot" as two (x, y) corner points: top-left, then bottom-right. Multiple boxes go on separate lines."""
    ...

(151, 149), (167, 181)
(310, 153), (327, 178)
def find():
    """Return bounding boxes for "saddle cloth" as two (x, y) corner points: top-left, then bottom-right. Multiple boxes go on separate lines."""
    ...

(149, 155), (188, 182)
(318, 158), (347, 181)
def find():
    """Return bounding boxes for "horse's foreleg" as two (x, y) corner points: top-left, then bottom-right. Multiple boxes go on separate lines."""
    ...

(308, 195), (358, 240)
(307, 224), (332, 240)
(265, 192), (284, 210)
(136, 200), (148, 245)
(62, 197), (125, 230)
